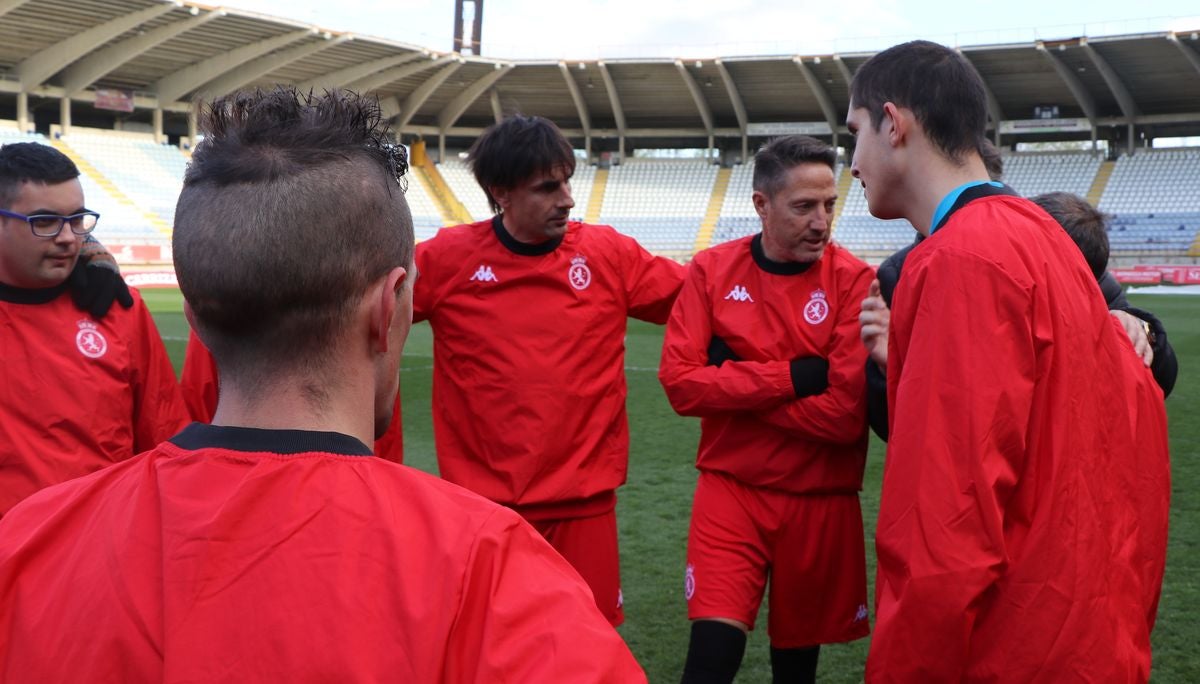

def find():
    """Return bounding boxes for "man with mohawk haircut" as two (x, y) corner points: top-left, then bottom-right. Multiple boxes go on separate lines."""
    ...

(0, 88), (645, 683)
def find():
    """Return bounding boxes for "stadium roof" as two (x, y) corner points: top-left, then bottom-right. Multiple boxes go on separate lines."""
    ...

(1, 0), (1198, 154)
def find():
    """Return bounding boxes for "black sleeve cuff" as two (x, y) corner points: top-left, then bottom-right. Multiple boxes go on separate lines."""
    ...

(789, 356), (829, 398)
(866, 359), (889, 441)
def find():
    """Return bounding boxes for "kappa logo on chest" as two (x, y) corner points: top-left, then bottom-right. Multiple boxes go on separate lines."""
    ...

(469, 264), (499, 283)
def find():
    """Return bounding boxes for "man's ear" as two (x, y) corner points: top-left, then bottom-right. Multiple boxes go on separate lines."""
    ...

(490, 186), (509, 212)
(751, 190), (769, 220)
(183, 298), (198, 332)
(371, 266), (408, 354)
(882, 102), (908, 147)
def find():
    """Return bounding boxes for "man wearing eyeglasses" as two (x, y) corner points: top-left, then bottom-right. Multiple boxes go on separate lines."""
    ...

(0, 142), (189, 516)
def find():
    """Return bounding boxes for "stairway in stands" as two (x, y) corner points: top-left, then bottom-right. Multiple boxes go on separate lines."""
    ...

(1086, 160), (1115, 206)
(831, 164), (855, 233)
(693, 167), (731, 254)
(50, 138), (173, 238)
(410, 141), (472, 226)
(585, 168), (608, 224)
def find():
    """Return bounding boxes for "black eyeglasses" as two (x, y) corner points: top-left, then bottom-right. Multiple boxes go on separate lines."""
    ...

(0, 209), (100, 238)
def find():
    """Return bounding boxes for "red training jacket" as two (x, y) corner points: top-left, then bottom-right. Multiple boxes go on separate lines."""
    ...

(0, 423), (645, 682)
(0, 285), (189, 515)
(180, 330), (404, 463)
(659, 235), (872, 493)
(414, 218), (684, 517)
(868, 192), (1171, 682)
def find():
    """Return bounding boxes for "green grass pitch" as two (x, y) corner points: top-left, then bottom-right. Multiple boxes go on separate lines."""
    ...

(145, 288), (1199, 682)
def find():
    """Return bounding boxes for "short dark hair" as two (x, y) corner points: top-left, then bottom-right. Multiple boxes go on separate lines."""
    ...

(752, 135), (837, 197)
(0, 142), (80, 207)
(468, 115), (576, 213)
(174, 87), (413, 388)
(850, 40), (988, 162)
(980, 139), (1004, 181)
(1032, 192), (1110, 280)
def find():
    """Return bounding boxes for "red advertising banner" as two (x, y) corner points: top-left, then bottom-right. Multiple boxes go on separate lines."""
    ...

(124, 271), (178, 289)
(110, 244), (164, 264)
(1110, 269), (1162, 285)
(1177, 266), (1200, 284)
(94, 88), (135, 113)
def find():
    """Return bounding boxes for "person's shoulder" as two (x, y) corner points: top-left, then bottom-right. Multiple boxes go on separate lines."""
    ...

(824, 241), (873, 274)
(0, 447), (159, 543)
(569, 221), (624, 246)
(369, 460), (526, 530)
(419, 219), (493, 252)
(694, 235), (750, 268)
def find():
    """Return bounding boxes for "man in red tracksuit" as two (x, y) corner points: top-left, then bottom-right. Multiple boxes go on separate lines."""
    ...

(179, 331), (405, 463)
(0, 88), (645, 683)
(0, 142), (188, 517)
(848, 41), (1170, 682)
(414, 115), (685, 626)
(659, 135), (874, 684)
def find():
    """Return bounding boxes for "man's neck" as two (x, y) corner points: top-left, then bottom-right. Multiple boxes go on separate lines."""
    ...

(212, 369), (376, 447)
(901, 153), (990, 236)
(499, 215), (550, 245)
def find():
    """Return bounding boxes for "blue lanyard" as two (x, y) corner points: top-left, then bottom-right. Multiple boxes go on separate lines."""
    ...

(931, 181), (1003, 234)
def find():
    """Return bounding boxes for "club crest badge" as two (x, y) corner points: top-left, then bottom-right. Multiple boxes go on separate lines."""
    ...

(804, 289), (829, 325)
(75, 320), (108, 359)
(568, 254), (592, 291)
(684, 563), (696, 600)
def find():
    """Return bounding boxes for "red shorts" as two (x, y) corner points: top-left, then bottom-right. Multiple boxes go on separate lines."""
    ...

(530, 508), (624, 627)
(685, 470), (869, 648)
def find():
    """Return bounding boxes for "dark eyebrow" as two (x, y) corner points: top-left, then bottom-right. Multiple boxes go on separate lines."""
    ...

(27, 208), (89, 215)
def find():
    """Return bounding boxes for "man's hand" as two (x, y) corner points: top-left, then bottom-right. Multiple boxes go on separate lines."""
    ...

(859, 279), (889, 370)
(1110, 310), (1154, 367)
(707, 335), (741, 367)
(69, 237), (133, 319)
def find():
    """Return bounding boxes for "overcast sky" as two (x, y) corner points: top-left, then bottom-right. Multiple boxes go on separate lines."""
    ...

(223, 0), (1200, 59)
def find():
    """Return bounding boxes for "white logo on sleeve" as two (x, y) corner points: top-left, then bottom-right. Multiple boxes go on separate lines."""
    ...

(723, 285), (754, 302)
(75, 320), (108, 359)
(684, 563), (696, 600)
(568, 254), (592, 290)
(469, 265), (498, 282)
(804, 288), (829, 324)
(855, 604), (869, 622)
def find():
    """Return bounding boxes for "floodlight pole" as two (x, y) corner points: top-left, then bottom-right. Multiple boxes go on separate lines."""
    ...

(453, 0), (483, 56)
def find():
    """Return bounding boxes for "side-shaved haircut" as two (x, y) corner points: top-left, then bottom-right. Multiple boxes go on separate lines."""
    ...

(174, 87), (414, 389)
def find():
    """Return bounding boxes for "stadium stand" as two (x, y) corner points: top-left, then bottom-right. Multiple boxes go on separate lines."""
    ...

(829, 162), (917, 255)
(711, 161), (758, 245)
(1100, 149), (1200, 256)
(438, 159), (493, 222)
(598, 159), (717, 255)
(570, 163), (596, 223)
(404, 173), (447, 242)
(1002, 152), (1103, 199)
(2, 125), (174, 245)
(60, 129), (184, 233)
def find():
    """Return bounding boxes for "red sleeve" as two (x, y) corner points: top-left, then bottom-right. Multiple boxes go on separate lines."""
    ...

(372, 393), (404, 464)
(620, 235), (685, 324)
(444, 509), (646, 683)
(756, 263), (872, 444)
(658, 257), (794, 416)
(413, 240), (436, 324)
(130, 297), (190, 450)
(181, 330), (218, 423)
(867, 249), (1034, 682)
